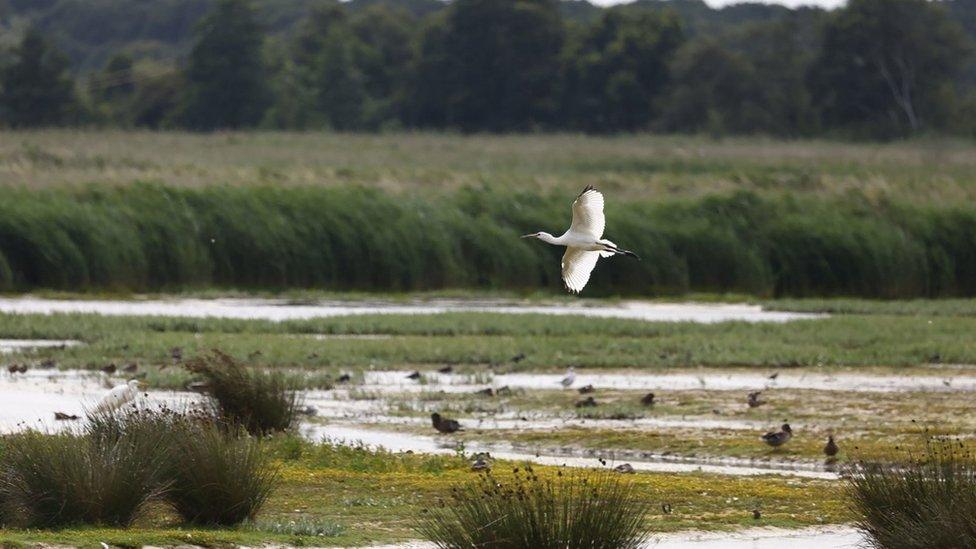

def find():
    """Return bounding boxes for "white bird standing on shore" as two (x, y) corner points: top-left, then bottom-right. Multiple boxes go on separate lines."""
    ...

(521, 186), (638, 294)
(91, 379), (142, 414)
(560, 367), (576, 388)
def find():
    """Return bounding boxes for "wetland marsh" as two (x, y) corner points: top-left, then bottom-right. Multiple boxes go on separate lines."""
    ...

(0, 295), (970, 546)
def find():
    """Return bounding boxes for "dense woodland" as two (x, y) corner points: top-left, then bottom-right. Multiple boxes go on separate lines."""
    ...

(0, 0), (975, 137)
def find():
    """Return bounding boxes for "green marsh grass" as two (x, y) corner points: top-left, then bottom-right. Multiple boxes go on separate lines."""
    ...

(849, 439), (976, 549)
(185, 350), (301, 435)
(3, 131), (975, 201)
(3, 310), (976, 371)
(244, 517), (344, 537)
(415, 467), (650, 549)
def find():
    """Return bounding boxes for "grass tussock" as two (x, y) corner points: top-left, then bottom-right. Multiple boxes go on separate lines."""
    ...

(167, 423), (278, 526)
(414, 467), (650, 549)
(0, 420), (169, 527)
(185, 350), (301, 435)
(0, 407), (279, 529)
(849, 438), (976, 549)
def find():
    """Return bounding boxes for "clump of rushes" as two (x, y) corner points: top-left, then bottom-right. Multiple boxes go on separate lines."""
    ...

(849, 437), (976, 549)
(0, 407), (278, 528)
(166, 422), (278, 525)
(185, 349), (301, 435)
(415, 466), (650, 549)
(0, 418), (169, 527)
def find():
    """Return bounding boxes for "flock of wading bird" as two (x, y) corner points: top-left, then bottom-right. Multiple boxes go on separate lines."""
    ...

(424, 364), (841, 472)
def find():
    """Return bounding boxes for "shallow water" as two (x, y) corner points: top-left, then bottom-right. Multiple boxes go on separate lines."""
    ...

(0, 369), (199, 432)
(304, 422), (838, 480)
(0, 338), (81, 354)
(363, 369), (976, 394)
(0, 297), (821, 323)
(305, 406), (767, 432)
(364, 526), (863, 549)
(0, 370), (826, 477)
(651, 526), (862, 549)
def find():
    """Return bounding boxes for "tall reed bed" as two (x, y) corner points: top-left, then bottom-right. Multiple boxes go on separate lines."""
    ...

(849, 438), (976, 548)
(415, 467), (650, 549)
(2, 184), (976, 297)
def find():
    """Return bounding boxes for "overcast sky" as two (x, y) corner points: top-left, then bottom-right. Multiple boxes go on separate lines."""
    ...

(588, 0), (846, 8)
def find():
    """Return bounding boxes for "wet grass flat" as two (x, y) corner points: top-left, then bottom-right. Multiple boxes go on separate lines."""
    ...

(335, 385), (976, 468)
(0, 440), (850, 547)
(764, 297), (976, 317)
(2, 310), (976, 373)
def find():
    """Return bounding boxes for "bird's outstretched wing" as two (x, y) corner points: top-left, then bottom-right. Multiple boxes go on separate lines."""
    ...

(570, 185), (605, 239)
(561, 247), (601, 294)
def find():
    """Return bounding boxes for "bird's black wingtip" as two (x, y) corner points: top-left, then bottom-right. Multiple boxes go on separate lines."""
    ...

(577, 185), (597, 199)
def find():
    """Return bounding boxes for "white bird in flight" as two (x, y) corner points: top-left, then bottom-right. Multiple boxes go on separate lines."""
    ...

(521, 186), (638, 294)
(91, 379), (143, 414)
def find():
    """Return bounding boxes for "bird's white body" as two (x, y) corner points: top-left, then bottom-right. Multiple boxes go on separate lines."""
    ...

(92, 379), (141, 414)
(522, 186), (638, 294)
(561, 367), (576, 388)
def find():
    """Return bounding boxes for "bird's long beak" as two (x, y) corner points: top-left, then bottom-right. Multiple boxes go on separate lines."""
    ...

(520, 233), (536, 239)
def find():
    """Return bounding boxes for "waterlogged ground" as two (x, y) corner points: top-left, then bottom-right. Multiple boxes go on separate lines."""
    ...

(0, 295), (973, 546)
(0, 296), (819, 323)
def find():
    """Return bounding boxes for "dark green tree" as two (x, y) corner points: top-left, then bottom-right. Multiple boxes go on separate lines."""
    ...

(312, 27), (367, 130)
(350, 5), (415, 128)
(89, 53), (137, 125)
(406, 15), (453, 128)
(563, 8), (683, 132)
(131, 68), (184, 128)
(0, 28), (76, 127)
(665, 15), (820, 136)
(180, 0), (270, 130)
(730, 16), (821, 135)
(290, 3), (367, 130)
(809, 0), (971, 136)
(411, 0), (565, 131)
(93, 53), (136, 102)
(662, 40), (759, 135)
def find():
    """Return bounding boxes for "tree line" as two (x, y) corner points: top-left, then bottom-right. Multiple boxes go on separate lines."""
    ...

(0, 0), (974, 138)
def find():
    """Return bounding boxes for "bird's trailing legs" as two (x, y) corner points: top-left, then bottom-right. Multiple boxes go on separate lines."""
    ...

(599, 240), (640, 260)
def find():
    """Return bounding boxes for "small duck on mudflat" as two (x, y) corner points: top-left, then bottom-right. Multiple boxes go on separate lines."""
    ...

(575, 396), (598, 408)
(640, 392), (655, 406)
(747, 391), (766, 408)
(431, 412), (462, 434)
(824, 435), (839, 458)
(761, 423), (793, 447)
